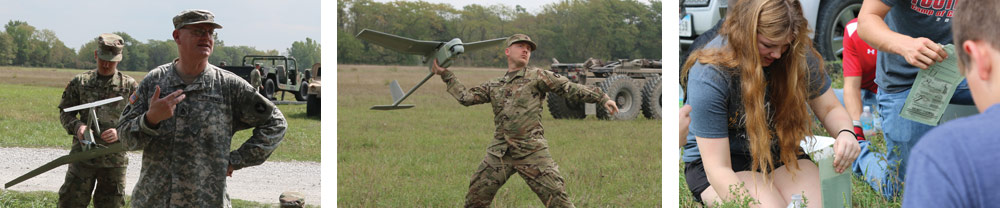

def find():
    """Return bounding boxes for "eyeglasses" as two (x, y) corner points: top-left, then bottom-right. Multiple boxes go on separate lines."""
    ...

(183, 27), (217, 38)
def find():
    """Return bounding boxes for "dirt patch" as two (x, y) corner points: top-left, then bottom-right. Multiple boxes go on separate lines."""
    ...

(0, 147), (321, 206)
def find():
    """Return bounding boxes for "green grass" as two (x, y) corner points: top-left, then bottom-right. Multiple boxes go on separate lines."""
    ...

(337, 64), (662, 207)
(826, 61), (845, 89)
(678, 137), (902, 207)
(0, 66), (320, 162)
(0, 189), (316, 207)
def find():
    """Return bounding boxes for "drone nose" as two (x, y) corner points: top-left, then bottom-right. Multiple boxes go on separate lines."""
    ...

(451, 45), (465, 55)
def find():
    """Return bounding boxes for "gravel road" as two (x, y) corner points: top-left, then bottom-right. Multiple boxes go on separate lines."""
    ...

(0, 147), (321, 206)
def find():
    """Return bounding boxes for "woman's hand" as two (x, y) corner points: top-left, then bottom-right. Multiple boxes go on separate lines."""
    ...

(832, 131), (861, 173)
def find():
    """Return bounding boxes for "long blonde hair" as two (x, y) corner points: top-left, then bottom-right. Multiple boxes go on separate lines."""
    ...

(681, 0), (820, 175)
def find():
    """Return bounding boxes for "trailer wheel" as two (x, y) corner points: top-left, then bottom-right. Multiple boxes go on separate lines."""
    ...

(597, 75), (641, 120)
(641, 76), (662, 119)
(295, 80), (308, 101)
(547, 93), (586, 119)
(264, 79), (276, 100)
(307, 94), (320, 117)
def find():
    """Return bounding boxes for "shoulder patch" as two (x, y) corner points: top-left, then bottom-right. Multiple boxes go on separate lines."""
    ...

(129, 91), (137, 105)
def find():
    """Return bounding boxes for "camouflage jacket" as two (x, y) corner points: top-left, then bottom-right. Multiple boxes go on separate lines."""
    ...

(249, 69), (262, 89)
(440, 67), (610, 159)
(117, 61), (287, 207)
(58, 70), (138, 167)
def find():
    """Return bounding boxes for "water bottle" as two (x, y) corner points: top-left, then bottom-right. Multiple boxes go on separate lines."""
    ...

(786, 194), (805, 208)
(861, 106), (875, 137)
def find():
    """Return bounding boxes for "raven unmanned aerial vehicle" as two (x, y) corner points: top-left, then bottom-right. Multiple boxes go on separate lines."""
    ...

(355, 29), (506, 110)
(6, 97), (128, 188)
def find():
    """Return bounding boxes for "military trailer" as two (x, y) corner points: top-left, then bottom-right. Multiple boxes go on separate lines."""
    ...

(219, 55), (311, 101)
(547, 58), (662, 120)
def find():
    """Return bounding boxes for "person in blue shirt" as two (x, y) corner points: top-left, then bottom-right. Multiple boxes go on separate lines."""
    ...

(680, 0), (860, 206)
(855, 0), (974, 199)
(902, 0), (1000, 207)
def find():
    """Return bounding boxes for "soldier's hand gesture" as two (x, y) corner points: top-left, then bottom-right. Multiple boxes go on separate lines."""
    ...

(145, 85), (186, 126)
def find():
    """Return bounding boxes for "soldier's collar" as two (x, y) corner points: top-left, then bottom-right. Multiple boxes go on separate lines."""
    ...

(88, 70), (121, 87)
(502, 67), (527, 83)
(166, 60), (214, 91)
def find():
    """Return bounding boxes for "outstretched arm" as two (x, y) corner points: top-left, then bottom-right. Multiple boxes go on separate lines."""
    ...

(433, 59), (492, 106)
(535, 70), (617, 114)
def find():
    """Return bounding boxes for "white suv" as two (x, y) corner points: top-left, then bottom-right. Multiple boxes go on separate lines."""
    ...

(680, 0), (863, 61)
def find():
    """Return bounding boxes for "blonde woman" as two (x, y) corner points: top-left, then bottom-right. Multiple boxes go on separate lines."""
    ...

(681, 0), (861, 206)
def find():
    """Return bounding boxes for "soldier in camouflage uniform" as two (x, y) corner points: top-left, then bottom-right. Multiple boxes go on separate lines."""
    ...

(250, 63), (263, 91)
(117, 9), (287, 207)
(57, 33), (137, 208)
(431, 34), (620, 208)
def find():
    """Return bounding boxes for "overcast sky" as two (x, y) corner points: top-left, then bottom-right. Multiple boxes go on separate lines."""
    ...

(0, 0), (320, 53)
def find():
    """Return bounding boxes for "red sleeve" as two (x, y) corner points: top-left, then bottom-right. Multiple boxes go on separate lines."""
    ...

(842, 21), (863, 78)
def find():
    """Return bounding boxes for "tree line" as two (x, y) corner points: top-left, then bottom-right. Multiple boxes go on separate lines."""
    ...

(0, 20), (321, 71)
(337, 0), (662, 68)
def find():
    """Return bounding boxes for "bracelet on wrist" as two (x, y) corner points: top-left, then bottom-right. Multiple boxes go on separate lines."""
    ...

(838, 129), (858, 138)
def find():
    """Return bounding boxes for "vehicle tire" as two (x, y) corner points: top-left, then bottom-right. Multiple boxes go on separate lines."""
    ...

(295, 80), (308, 101)
(641, 76), (662, 119)
(306, 94), (320, 117)
(814, 0), (863, 61)
(597, 75), (641, 120)
(546, 93), (586, 119)
(264, 79), (276, 100)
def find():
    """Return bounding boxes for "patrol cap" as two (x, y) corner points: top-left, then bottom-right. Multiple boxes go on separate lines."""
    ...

(96, 33), (124, 62)
(279, 191), (305, 208)
(173, 9), (223, 30)
(505, 34), (536, 51)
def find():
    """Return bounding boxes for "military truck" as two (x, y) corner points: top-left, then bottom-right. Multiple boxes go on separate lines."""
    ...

(547, 58), (661, 120)
(306, 63), (321, 117)
(219, 55), (311, 101)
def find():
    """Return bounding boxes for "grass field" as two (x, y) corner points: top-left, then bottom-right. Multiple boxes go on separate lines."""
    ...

(337, 64), (662, 207)
(0, 66), (321, 162)
(0, 66), (321, 206)
(0, 189), (298, 208)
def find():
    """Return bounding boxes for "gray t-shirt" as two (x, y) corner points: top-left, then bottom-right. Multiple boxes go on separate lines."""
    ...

(681, 36), (831, 163)
(875, 0), (955, 93)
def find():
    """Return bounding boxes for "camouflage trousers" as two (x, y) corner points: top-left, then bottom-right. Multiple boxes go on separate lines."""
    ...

(58, 162), (126, 208)
(465, 149), (575, 208)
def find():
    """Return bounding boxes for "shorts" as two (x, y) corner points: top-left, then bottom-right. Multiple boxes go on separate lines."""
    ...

(684, 152), (811, 203)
